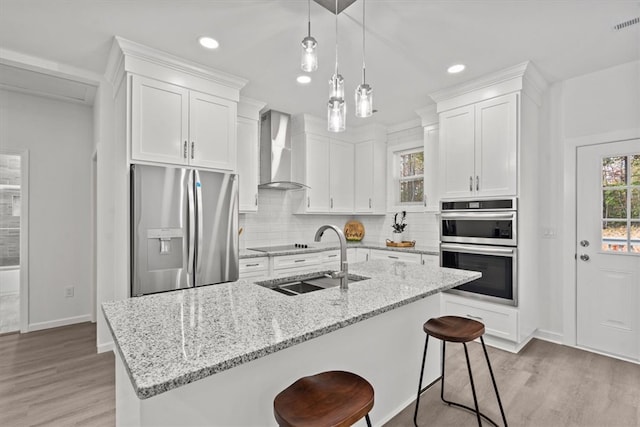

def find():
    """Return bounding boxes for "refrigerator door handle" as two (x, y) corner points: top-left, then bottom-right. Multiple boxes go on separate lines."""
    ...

(195, 170), (204, 275)
(187, 169), (195, 275)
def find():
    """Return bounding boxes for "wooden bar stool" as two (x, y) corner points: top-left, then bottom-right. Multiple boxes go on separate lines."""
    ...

(274, 370), (374, 427)
(413, 316), (508, 427)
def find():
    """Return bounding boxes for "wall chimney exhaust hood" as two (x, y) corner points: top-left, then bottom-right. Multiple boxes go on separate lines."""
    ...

(259, 110), (308, 190)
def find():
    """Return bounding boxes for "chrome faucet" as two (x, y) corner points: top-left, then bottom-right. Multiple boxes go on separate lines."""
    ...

(314, 224), (349, 290)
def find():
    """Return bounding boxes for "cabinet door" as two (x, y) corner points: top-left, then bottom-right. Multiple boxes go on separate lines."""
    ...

(131, 75), (189, 164)
(237, 117), (259, 212)
(305, 134), (331, 212)
(355, 141), (374, 212)
(189, 91), (237, 171)
(475, 93), (517, 197)
(329, 139), (355, 212)
(439, 105), (475, 198)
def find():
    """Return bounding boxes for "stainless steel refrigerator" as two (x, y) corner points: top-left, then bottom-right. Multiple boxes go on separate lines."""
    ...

(130, 164), (239, 296)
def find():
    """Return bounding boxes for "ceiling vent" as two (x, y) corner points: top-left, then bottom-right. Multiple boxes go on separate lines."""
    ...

(613, 17), (639, 31)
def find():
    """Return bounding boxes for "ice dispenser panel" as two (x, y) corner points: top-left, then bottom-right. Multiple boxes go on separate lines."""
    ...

(147, 228), (184, 271)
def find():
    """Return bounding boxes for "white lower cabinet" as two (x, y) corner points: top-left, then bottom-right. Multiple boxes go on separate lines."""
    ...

(239, 257), (269, 280)
(370, 249), (421, 264)
(421, 254), (439, 267)
(441, 293), (518, 343)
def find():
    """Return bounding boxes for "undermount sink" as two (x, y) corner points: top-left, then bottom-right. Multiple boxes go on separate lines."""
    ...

(255, 271), (370, 296)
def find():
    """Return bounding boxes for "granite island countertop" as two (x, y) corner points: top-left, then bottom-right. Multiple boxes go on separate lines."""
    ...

(102, 260), (480, 400)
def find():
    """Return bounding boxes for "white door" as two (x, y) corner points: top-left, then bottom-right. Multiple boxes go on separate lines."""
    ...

(576, 140), (640, 360)
(439, 105), (475, 198)
(475, 93), (517, 197)
(131, 75), (189, 164)
(304, 134), (330, 212)
(329, 139), (354, 212)
(189, 91), (236, 171)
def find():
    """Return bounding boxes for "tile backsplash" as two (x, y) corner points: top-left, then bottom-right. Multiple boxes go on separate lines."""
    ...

(239, 189), (439, 251)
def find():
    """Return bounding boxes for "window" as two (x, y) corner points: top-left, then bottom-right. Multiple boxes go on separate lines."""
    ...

(601, 154), (640, 253)
(387, 141), (425, 211)
(399, 149), (424, 203)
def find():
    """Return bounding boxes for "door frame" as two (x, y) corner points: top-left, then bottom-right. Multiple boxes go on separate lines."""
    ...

(562, 128), (640, 348)
(1, 149), (29, 333)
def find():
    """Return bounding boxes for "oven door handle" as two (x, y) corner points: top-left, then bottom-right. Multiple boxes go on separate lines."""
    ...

(441, 243), (516, 256)
(440, 212), (515, 220)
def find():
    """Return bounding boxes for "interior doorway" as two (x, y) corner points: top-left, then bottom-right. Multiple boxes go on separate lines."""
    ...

(576, 139), (640, 361)
(0, 153), (22, 334)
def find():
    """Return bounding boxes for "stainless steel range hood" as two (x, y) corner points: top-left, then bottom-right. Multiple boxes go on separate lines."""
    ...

(259, 110), (308, 190)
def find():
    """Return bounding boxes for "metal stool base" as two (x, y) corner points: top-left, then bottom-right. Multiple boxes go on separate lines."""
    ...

(413, 335), (508, 427)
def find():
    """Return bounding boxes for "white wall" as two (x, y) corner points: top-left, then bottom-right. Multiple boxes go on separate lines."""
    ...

(0, 89), (94, 329)
(538, 60), (640, 341)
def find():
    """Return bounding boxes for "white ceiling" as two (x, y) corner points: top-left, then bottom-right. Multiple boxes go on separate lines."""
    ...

(0, 0), (638, 126)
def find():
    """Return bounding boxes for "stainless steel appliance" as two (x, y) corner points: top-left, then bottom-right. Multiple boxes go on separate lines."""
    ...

(130, 164), (239, 296)
(440, 198), (518, 306)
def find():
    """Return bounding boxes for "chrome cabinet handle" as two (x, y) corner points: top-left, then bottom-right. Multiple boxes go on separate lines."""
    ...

(388, 255), (399, 259)
(580, 254), (590, 261)
(330, 198), (333, 209)
(307, 196), (310, 208)
(369, 198), (372, 209)
(294, 259), (305, 263)
(580, 240), (589, 247)
(183, 141), (188, 159)
(469, 176), (473, 191)
(255, 194), (258, 206)
(476, 176), (479, 191)
(191, 141), (195, 159)
(245, 263), (259, 267)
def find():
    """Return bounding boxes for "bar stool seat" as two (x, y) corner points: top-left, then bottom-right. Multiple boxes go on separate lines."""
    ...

(414, 316), (508, 427)
(274, 370), (374, 427)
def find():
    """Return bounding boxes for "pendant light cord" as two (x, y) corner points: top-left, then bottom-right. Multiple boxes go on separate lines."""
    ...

(361, 0), (366, 83)
(307, 0), (311, 37)
(335, 0), (339, 76)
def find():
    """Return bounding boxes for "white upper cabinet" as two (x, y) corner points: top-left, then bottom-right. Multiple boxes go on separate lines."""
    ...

(439, 93), (517, 198)
(237, 97), (266, 213)
(355, 140), (386, 213)
(131, 76), (189, 165)
(188, 90), (237, 170)
(292, 132), (355, 214)
(131, 75), (237, 170)
(329, 139), (355, 212)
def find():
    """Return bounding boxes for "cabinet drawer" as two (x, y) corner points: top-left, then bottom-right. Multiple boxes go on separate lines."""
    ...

(370, 249), (421, 264)
(320, 250), (340, 263)
(239, 257), (268, 279)
(442, 295), (518, 342)
(273, 254), (321, 271)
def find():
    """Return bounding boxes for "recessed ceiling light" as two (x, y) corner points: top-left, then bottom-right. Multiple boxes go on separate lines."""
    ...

(297, 75), (312, 84)
(198, 36), (219, 49)
(447, 64), (466, 74)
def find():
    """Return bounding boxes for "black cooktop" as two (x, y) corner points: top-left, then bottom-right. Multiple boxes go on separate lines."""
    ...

(248, 243), (312, 252)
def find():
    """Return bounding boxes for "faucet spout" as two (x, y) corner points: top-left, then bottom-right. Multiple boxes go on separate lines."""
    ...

(314, 225), (349, 290)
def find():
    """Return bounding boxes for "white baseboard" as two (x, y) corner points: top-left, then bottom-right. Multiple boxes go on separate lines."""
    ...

(534, 329), (564, 344)
(28, 314), (92, 332)
(98, 340), (115, 354)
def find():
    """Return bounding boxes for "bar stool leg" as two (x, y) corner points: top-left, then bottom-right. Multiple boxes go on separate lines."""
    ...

(440, 340), (447, 403)
(481, 336), (508, 427)
(365, 413), (372, 427)
(463, 342), (483, 427)
(413, 334), (430, 427)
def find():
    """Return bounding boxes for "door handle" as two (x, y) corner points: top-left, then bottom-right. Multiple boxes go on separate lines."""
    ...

(580, 254), (590, 261)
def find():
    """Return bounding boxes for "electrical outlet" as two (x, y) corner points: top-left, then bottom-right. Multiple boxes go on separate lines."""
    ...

(542, 227), (557, 239)
(64, 286), (74, 298)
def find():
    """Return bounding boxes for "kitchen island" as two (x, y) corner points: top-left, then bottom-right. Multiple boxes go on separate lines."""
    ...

(103, 260), (480, 426)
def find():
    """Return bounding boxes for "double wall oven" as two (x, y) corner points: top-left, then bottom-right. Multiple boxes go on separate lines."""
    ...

(440, 198), (518, 306)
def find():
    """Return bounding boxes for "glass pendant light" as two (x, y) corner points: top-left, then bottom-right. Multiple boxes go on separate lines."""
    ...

(328, 0), (346, 132)
(301, 0), (318, 72)
(355, 0), (373, 118)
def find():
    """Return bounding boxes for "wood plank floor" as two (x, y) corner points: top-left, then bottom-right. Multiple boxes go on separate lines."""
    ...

(0, 322), (114, 427)
(0, 323), (638, 426)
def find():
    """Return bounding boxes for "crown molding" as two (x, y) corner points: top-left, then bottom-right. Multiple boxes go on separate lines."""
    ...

(414, 105), (438, 127)
(386, 118), (422, 134)
(238, 96), (267, 120)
